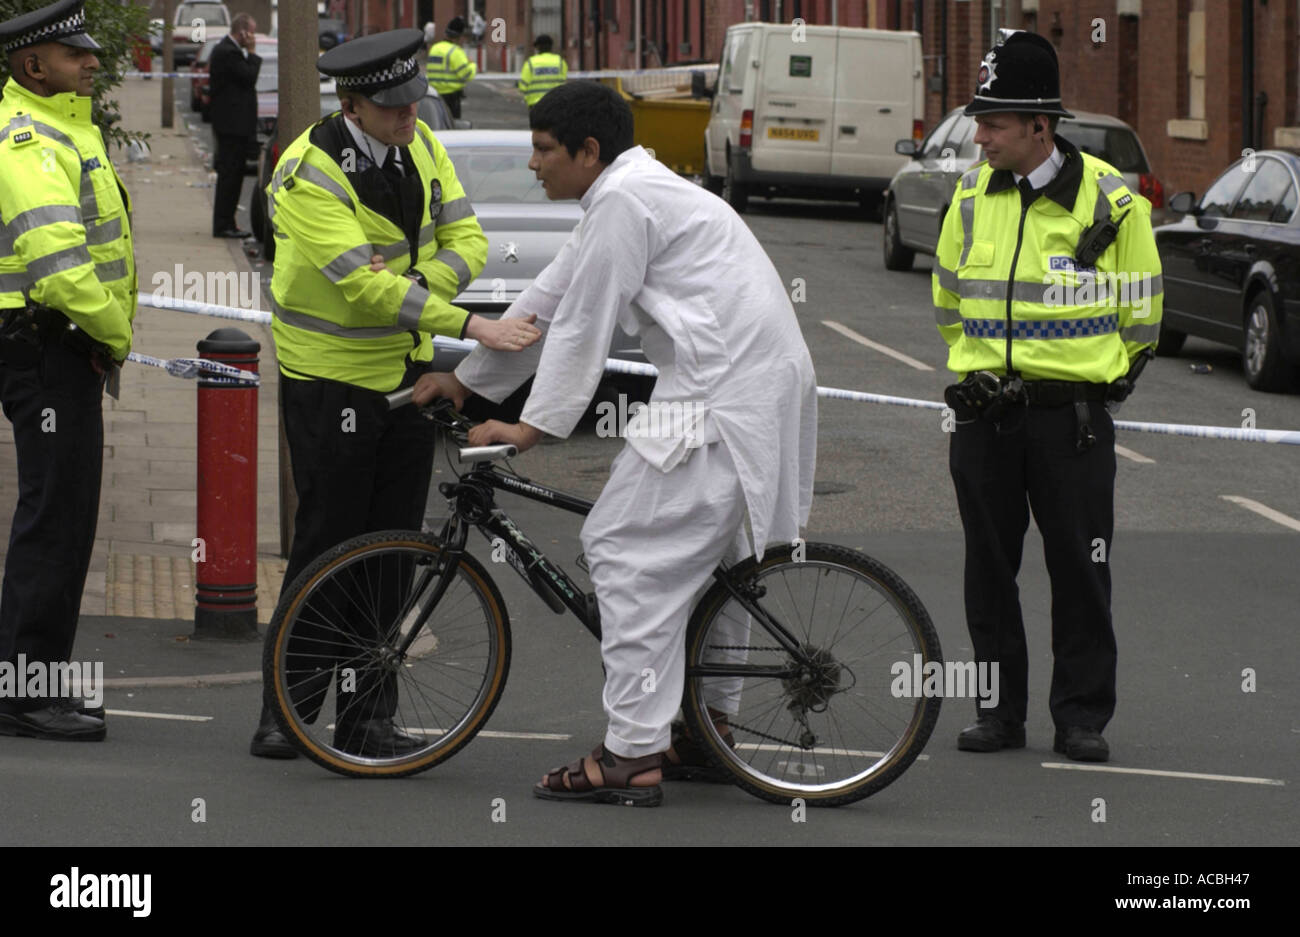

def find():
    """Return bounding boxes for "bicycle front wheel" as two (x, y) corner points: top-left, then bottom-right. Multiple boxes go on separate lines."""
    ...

(683, 543), (941, 806)
(263, 531), (511, 778)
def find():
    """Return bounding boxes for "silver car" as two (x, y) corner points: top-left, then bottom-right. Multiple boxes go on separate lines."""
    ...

(882, 109), (1168, 271)
(436, 130), (648, 383)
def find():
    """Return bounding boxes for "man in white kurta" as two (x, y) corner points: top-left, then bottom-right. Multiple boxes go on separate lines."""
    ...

(416, 82), (816, 799)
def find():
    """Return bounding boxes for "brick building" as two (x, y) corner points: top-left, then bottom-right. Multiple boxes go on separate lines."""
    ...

(240, 1), (1300, 198)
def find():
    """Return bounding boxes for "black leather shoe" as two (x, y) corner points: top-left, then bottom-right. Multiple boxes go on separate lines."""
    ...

(0, 706), (106, 741)
(957, 715), (1026, 752)
(334, 718), (425, 757)
(58, 696), (105, 720)
(250, 707), (299, 759)
(1054, 726), (1109, 762)
(214, 228), (253, 239)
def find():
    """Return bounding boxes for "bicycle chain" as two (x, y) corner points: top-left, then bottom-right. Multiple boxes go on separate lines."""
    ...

(727, 720), (806, 749)
(706, 644), (785, 652)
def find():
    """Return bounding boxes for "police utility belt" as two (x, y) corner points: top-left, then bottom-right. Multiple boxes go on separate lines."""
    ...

(0, 302), (116, 370)
(943, 206), (1152, 452)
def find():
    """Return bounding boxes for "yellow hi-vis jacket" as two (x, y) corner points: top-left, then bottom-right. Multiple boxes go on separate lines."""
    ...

(266, 115), (487, 391)
(426, 40), (476, 94)
(518, 52), (567, 107)
(0, 78), (136, 361)
(932, 136), (1163, 384)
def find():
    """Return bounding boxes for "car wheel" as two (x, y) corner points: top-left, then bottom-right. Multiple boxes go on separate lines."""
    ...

(882, 199), (915, 271)
(1242, 290), (1288, 391)
(723, 154), (748, 213)
(1153, 320), (1186, 356)
(859, 190), (883, 223)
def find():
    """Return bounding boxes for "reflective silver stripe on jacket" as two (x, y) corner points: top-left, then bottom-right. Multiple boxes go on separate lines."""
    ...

(436, 196), (474, 226)
(1096, 173), (1126, 197)
(95, 258), (127, 281)
(398, 284), (428, 329)
(320, 245), (373, 283)
(294, 163), (355, 210)
(934, 304), (962, 327)
(958, 197), (975, 267)
(26, 244), (92, 280)
(271, 297), (409, 338)
(86, 216), (123, 245)
(935, 263), (959, 294)
(960, 278), (1119, 307)
(376, 239), (409, 262)
(961, 168), (981, 190)
(6, 204), (80, 238)
(0, 113), (34, 144)
(433, 248), (472, 291)
(1121, 323), (1161, 343)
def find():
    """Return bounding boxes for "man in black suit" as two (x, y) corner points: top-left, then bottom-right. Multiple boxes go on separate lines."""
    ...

(208, 12), (260, 238)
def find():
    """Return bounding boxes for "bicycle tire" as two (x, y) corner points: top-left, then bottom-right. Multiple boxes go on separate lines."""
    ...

(263, 530), (511, 778)
(682, 542), (942, 806)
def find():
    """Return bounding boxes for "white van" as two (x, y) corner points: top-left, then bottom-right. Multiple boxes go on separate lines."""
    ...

(700, 23), (923, 215)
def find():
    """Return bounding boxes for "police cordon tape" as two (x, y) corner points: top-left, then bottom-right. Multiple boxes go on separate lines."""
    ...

(121, 65), (707, 82)
(126, 350), (260, 386)
(134, 292), (1300, 446)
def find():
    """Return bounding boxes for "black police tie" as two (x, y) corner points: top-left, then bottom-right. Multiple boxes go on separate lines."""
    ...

(382, 146), (403, 190)
(1018, 176), (1037, 206)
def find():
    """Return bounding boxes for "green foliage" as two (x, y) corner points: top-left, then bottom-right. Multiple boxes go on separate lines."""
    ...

(0, 0), (154, 149)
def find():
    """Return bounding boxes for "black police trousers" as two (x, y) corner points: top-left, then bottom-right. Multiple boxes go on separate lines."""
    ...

(948, 400), (1117, 731)
(0, 341), (105, 714)
(268, 363), (437, 726)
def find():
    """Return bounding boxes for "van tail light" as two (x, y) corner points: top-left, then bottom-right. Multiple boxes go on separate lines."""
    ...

(913, 119), (924, 141)
(739, 110), (753, 150)
(1139, 173), (1164, 209)
(271, 141), (281, 169)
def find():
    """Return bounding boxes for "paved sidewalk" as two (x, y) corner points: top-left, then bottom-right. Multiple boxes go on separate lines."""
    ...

(0, 74), (287, 628)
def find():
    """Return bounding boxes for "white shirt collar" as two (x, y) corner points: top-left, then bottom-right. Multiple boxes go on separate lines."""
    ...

(342, 114), (401, 171)
(579, 146), (652, 211)
(1013, 143), (1063, 189)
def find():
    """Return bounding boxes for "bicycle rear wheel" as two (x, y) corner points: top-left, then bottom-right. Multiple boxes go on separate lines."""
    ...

(683, 542), (941, 806)
(263, 531), (511, 778)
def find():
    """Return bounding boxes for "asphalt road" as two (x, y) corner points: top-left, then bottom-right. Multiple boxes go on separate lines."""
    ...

(5, 82), (1294, 849)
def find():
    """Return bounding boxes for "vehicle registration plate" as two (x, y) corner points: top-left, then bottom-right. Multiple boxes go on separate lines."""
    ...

(767, 127), (819, 141)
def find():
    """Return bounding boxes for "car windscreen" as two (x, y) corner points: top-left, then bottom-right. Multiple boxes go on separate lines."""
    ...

(179, 4), (230, 26)
(1061, 123), (1149, 174)
(443, 146), (547, 203)
(255, 52), (278, 93)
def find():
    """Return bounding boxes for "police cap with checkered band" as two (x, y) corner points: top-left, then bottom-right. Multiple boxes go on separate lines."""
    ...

(317, 27), (428, 108)
(964, 28), (1074, 119)
(0, 0), (101, 54)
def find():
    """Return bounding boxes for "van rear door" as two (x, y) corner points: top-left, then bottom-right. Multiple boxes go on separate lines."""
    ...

(831, 32), (919, 180)
(751, 27), (836, 175)
(705, 26), (755, 177)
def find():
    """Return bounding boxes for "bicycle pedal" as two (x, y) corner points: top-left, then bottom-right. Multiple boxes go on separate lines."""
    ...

(575, 552), (589, 573)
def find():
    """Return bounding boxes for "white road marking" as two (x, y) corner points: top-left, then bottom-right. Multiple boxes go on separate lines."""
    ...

(822, 320), (934, 371)
(1220, 495), (1300, 532)
(1042, 762), (1285, 786)
(106, 709), (213, 722)
(1115, 444), (1154, 464)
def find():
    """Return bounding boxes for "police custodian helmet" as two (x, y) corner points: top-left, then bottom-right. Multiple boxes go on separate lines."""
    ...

(316, 28), (428, 108)
(964, 28), (1074, 119)
(0, 0), (101, 54)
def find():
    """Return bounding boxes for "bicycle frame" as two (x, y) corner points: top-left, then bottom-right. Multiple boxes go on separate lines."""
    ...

(387, 399), (810, 679)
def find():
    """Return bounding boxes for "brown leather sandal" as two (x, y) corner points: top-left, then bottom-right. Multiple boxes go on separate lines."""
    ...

(661, 719), (736, 783)
(534, 744), (664, 806)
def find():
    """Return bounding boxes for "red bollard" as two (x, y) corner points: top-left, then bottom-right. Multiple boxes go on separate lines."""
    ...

(194, 328), (260, 639)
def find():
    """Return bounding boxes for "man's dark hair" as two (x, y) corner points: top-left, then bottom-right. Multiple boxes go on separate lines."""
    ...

(529, 81), (633, 164)
(231, 12), (254, 33)
(534, 34), (554, 52)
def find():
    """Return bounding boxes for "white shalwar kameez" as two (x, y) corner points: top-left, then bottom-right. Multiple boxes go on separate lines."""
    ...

(455, 146), (817, 758)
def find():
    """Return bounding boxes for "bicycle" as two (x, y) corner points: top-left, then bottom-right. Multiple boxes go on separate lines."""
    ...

(262, 393), (943, 805)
